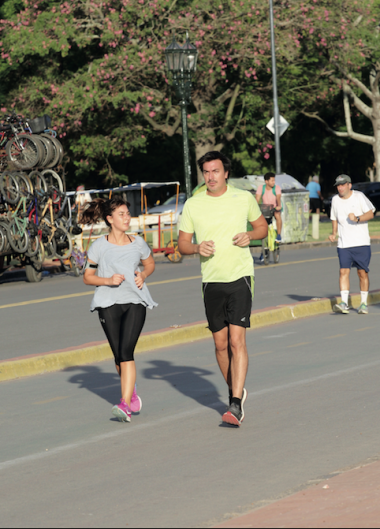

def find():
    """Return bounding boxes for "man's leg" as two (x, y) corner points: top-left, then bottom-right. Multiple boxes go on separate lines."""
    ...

(357, 268), (369, 291)
(274, 211), (282, 236)
(228, 324), (249, 399)
(212, 326), (231, 388)
(339, 268), (350, 292)
(334, 267), (351, 313)
(357, 269), (369, 313)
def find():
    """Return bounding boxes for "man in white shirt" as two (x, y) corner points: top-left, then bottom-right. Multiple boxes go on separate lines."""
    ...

(328, 174), (375, 314)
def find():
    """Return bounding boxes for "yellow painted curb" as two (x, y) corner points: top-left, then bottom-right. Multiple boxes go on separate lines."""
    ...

(1, 292), (379, 383)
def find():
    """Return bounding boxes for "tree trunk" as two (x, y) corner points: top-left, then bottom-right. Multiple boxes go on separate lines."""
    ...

(372, 97), (380, 182)
(194, 138), (218, 185)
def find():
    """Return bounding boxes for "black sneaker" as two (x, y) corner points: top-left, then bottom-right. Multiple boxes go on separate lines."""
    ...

(222, 403), (243, 426)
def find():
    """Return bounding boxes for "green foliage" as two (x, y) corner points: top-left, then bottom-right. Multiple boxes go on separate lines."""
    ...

(0, 0), (379, 189)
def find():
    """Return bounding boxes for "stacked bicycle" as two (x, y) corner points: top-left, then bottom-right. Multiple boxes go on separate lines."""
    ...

(0, 170), (76, 282)
(0, 112), (64, 172)
(259, 204), (280, 266)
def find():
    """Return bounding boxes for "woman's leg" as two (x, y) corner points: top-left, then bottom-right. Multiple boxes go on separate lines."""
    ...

(98, 305), (124, 368)
(118, 304), (147, 406)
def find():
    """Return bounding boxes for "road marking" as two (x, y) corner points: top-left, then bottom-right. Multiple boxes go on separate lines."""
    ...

(3, 356), (380, 471)
(257, 250), (380, 270)
(2, 251), (380, 311)
(286, 342), (311, 349)
(0, 276), (202, 310)
(33, 396), (69, 405)
(325, 334), (346, 339)
(355, 327), (374, 332)
(250, 351), (273, 357)
(264, 332), (296, 339)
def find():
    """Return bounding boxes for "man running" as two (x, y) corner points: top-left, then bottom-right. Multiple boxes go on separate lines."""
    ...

(178, 151), (267, 426)
(256, 172), (282, 243)
(328, 174), (375, 315)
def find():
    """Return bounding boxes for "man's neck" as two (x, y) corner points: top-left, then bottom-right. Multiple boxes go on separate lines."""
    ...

(206, 184), (228, 197)
(340, 190), (353, 200)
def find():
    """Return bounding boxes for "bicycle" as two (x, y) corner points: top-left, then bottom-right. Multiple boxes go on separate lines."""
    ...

(260, 204), (280, 266)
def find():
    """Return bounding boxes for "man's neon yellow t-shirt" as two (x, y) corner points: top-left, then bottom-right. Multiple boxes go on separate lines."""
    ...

(179, 185), (261, 283)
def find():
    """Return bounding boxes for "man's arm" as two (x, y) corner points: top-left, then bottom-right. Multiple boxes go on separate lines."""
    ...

(348, 210), (374, 223)
(328, 220), (338, 242)
(178, 231), (215, 257)
(233, 215), (268, 247)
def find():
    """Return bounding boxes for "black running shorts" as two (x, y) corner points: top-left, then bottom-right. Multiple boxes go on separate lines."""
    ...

(202, 276), (254, 333)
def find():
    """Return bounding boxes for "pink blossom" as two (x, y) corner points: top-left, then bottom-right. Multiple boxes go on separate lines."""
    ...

(264, 153), (270, 159)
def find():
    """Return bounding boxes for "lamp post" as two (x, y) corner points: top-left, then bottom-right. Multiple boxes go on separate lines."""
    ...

(165, 32), (198, 199)
(269, 0), (281, 175)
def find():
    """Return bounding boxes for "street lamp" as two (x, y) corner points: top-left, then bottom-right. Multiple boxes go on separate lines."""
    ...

(165, 32), (198, 199)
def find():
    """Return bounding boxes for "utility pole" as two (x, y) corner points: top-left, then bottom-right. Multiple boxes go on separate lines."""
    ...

(269, 0), (281, 175)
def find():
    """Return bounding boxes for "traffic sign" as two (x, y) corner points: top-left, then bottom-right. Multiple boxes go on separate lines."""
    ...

(266, 115), (289, 137)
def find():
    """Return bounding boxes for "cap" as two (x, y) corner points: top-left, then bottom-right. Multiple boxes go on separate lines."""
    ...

(334, 174), (351, 186)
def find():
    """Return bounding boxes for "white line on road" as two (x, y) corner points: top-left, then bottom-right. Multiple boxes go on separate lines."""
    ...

(2, 357), (380, 472)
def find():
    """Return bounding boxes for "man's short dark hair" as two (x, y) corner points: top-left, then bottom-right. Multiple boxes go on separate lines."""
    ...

(264, 172), (275, 181)
(197, 151), (231, 175)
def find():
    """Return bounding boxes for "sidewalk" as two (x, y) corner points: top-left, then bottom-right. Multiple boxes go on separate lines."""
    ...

(215, 458), (380, 528)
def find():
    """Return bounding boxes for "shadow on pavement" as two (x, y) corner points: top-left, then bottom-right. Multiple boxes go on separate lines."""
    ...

(286, 294), (327, 302)
(64, 365), (120, 405)
(142, 360), (225, 416)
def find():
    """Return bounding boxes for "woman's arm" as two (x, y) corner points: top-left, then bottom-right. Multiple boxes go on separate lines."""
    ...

(83, 260), (125, 286)
(135, 254), (155, 289)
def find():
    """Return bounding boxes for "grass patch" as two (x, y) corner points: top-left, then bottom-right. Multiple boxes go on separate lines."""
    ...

(307, 215), (380, 242)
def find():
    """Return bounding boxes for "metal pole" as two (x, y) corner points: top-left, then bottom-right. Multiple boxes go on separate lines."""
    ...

(181, 102), (192, 199)
(269, 0), (281, 175)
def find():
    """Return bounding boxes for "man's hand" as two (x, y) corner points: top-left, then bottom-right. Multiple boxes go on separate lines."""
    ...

(348, 213), (357, 222)
(328, 234), (336, 243)
(198, 240), (215, 257)
(233, 232), (250, 247)
(108, 274), (125, 286)
(134, 271), (146, 289)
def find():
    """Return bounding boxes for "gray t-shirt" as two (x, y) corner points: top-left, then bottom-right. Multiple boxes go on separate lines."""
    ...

(87, 235), (158, 312)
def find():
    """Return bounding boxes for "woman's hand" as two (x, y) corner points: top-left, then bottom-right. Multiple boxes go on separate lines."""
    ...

(134, 271), (146, 289)
(108, 274), (125, 286)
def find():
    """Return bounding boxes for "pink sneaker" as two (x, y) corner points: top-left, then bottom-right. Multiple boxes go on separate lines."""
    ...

(112, 399), (131, 423)
(130, 386), (142, 413)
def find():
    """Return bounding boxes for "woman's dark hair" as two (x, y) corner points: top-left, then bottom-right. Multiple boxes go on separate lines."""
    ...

(197, 151), (231, 175)
(80, 197), (130, 227)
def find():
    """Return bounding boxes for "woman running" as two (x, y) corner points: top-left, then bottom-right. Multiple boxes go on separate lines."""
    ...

(82, 197), (157, 423)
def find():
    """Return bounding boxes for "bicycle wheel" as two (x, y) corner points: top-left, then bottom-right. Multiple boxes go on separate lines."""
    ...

(6, 135), (43, 170)
(7, 218), (30, 253)
(0, 221), (11, 253)
(261, 240), (270, 265)
(54, 225), (72, 260)
(36, 135), (54, 167)
(0, 223), (6, 253)
(28, 170), (48, 196)
(0, 171), (19, 204)
(43, 238), (57, 259)
(273, 246), (280, 264)
(40, 134), (61, 168)
(41, 169), (64, 202)
(25, 233), (39, 257)
(14, 172), (33, 196)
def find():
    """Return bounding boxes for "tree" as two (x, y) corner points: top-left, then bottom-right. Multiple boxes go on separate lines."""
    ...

(0, 0), (314, 187)
(294, 0), (380, 181)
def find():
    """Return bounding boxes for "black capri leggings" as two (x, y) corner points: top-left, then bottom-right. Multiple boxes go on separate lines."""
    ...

(98, 303), (147, 365)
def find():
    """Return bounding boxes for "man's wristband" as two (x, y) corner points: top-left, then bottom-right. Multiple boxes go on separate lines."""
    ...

(356, 216), (360, 223)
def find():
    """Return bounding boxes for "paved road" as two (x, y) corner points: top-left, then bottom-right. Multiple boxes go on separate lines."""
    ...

(1, 245), (380, 362)
(1, 308), (380, 527)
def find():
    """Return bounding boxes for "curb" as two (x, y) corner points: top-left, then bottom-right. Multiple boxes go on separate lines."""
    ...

(1, 290), (380, 383)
